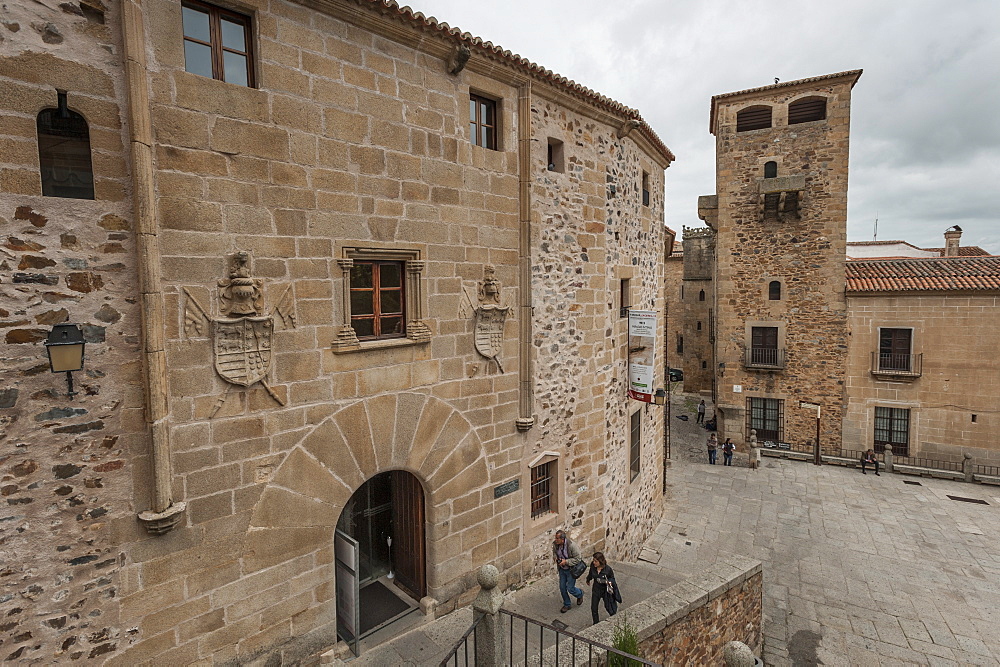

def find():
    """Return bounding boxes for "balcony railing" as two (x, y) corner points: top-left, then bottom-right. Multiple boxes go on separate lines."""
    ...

(743, 347), (786, 369)
(870, 352), (922, 378)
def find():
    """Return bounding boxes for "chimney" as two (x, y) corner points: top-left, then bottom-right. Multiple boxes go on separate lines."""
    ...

(944, 225), (962, 257)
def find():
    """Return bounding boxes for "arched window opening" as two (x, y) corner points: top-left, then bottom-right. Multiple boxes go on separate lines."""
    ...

(764, 161), (778, 178)
(698, 289), (706, 302)
(736, 105), (772, 132)
(37, 92), (94, 200)
(697, 321), (702, 331)
(788, 96), (827, 125)
(769, 280), (782, 300)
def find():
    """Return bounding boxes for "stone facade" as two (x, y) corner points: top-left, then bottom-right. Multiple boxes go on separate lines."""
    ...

(675, 226), (715, 394)
(699, 71), (860, 452)
(0, 0), (672, 663)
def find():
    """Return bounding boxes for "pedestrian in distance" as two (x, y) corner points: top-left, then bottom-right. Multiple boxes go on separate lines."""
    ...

(552, 530), (584, 613)
(707, 433), (718, 464)
(585, 552), (621, 625)
(696, 399), (706, 424)
(861, 449), (880, 475)
(722, 438), (735, 466)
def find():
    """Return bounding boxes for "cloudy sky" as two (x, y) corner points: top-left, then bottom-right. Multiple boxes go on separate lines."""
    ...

(412, 0), (1000, 253)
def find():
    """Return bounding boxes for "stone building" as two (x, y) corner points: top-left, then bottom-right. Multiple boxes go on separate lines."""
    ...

(662, 227), (715, 395)
(697, 71), (861, 451)
(844, 228), (1000, 462)
(0, 0), (673, 663)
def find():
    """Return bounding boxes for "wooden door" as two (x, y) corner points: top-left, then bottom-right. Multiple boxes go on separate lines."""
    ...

(390, 471), (426, 600)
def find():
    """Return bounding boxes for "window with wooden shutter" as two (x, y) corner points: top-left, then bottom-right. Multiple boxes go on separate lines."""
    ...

(736, 105), (772, 132)
(878, 328), (912, 372)
(788, 97), (827, 124)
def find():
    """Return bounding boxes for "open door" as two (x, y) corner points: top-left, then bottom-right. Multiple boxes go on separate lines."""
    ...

(335, 529), (361, 657)
(390, 470), (426, 600)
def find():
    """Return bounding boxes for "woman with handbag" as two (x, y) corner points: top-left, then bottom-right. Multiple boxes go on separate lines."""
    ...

(552, 530), (585, 612)
(585, 551), (621, 625)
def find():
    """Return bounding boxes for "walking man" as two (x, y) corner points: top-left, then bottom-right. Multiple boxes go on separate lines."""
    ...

(722, 438), (735, 466)
(696, 399), (706, 424)
(707, 433), (718, 465)
(552, 530), (584, 612)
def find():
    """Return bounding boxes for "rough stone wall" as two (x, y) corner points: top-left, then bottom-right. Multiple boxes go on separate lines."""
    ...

(525, 97), (665, 571)
(711, 76), (854, 452)
(638, 571), (763, 665)
(680, 227), (715, 394)
(0, 1), (143, 663)
(663, 252), (683, 378)
(845, 293), (1000, 462)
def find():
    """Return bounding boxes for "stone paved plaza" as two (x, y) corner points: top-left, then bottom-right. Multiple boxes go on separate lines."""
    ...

(656, 393), (1000, 665)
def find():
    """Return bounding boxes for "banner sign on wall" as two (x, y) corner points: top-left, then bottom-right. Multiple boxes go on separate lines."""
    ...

(627, 310), (657, 403)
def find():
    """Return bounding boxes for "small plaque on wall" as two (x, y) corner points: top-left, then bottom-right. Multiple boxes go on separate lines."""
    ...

(494, 479), (519, 499)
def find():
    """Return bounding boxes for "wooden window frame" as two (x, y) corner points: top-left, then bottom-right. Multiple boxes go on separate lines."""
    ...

(747, 397), (784, 443)
(629, 410), (641, 482)
(878, 328), (913, 372)
(350, 260), (406, 341)
(641, 171), (650, 207)
(182, 0), (255, 87)
(874, 407), (910, 456)
(529, 460), (555, 518)
(469, 93), (498, 150)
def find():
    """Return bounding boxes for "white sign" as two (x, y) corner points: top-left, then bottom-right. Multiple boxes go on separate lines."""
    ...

(733, 385), (742, 393)
(628, 310), (657, 402)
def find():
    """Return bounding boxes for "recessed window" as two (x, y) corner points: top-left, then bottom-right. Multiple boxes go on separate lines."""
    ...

(37, 93), (94, 200)
(676, 334), (683, 355)
(350, 261), (405, 340)
(469, 93), (498, 150)
(641, 171), (650, 207)
(697, 321), (702, 331)
(547, 138), (564, 173)
(530, 460), (555, 518)
(701, 360), (707, 369)
(680, 284), (684, 300)
(788, 96), (827, 125)
(182, 1), (254, 87)
(764, 161), (778, 178)
(874, 407), (909, 456)
(698, 289), (705, 302)
(750, 326), (779, 366)
(972, 414), (978, 423)
(878, 328), (912, 372)
(736, 105), (772, 132)
(747, 397), (783, 443)
(768, 280), (781, 300)
(629, 411), (641, 482)
(620, 278), (631, 318)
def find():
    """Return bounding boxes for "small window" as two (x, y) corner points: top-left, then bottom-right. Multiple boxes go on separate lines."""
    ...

(698, 289), (705, 302)
(701, 360), (707, 369)
(37, 93), (94, 200)
(530, 461), (555, 518)
(619, 278), (630, 318)
(629, 411), (641, 482)
(768, 280), (781, 300)
(697, 321), (702, 331)
(747, 397), (783, 443)
(641, 171), (650, 207)
(182, 1), (254, 87)
(878, 328), (912, 372)
(350, 261), (405, 340)
(763, 161), (778, 178)
(874, 407), (909, 456)
(680, 284), (684, 300)
(736, 105), (772, 132)
(676, 334), (683, 355)
(470, 93), (498, 150)
(788, 97), (827, 125)
(547, 138), (564, 173)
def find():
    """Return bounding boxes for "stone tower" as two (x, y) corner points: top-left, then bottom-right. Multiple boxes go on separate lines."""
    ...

(699, 70), (861, 451)
(680, 225), (716, 394)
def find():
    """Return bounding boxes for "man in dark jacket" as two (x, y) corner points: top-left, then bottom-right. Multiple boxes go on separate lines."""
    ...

(552, 530), (584, 612)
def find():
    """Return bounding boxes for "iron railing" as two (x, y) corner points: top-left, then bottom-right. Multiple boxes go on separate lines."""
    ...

(870, 352), (923, 377)
(743, 347), (786, 369)
(500, 609), (659, 666)
(975, 464), (1000, 477)
(440, 614), (483, 667)
(841, 449), (883, 463)
(891, 455), (962, 472)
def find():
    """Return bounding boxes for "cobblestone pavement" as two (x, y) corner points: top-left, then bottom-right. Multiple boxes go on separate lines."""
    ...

(653, 390), (1000, 665)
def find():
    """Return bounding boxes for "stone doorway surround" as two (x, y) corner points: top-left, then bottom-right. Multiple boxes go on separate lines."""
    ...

(242, 392), (489, 608)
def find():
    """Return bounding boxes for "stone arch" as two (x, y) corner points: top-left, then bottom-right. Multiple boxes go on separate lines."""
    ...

(242, 393), (488, 575)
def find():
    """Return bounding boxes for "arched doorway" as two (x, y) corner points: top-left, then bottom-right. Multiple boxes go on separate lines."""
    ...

(335, 470), (426, 649)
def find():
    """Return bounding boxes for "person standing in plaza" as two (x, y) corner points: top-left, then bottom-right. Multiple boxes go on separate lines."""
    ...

(697, 399), (706, 424)
(552, 530), (584, 612)
(707, 433), (718, 464)
(585, 552), (621, 625)
(722, 438), (735, 466)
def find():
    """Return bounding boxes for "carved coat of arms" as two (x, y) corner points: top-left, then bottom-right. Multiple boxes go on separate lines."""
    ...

(462, 265), (510, 375)
(184, 250), (295, 416)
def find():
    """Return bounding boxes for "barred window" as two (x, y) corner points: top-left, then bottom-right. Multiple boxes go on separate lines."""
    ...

(875, 407), (909, 456)
(629, 410), (641, 482)
(530, 461), (555, 518)
(747, 397), (783, 443)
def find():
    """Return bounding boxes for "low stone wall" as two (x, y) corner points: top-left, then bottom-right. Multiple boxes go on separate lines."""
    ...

(567, 554), (763, 665)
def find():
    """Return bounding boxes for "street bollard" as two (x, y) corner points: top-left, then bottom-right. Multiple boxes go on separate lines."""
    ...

(963, 452), (974, 483)
(883, 444), (893, 474)
(473, 564), (506, 667)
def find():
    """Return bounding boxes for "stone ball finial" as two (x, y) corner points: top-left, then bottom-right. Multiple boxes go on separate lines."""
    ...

(477, 564), (499, 590)
(722, 641), (756, 667)
(884, 444), (893, 455)
(964, 452), (973, 460)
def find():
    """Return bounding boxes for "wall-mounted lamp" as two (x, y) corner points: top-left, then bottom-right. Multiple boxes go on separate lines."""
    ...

(653, 388), (667, 406)
(44, 323), (86, 399)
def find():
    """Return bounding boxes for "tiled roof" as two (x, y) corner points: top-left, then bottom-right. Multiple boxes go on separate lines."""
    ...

(922, 246), (991, 257)
(364, 1), (675, 163)
(846, 257), (1000, 293)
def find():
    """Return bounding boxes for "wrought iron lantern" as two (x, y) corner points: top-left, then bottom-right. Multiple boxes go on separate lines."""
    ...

(44, 323), (86, 399)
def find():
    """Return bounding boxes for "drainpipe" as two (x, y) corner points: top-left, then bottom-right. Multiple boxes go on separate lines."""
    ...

(122, 0), (185, 534)
(515, 81), (534, 432)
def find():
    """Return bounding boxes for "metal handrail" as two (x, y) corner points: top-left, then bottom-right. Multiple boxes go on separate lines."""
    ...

(439, 613), (483, 667)
(870, 352), (923, 376)
(743, 347), (786, 369)
(892, 455), (962, 472)
(500, 608), (660, 666)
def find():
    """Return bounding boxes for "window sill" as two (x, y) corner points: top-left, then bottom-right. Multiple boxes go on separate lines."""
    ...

(331, 336), (430, 355)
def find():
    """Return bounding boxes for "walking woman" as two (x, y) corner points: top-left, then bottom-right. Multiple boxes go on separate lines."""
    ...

(585, 552), (621, 625)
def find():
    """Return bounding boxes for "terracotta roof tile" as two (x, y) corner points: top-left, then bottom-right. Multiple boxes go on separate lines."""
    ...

(922, 246), (991, 256)
(846, 256), (1000, 293)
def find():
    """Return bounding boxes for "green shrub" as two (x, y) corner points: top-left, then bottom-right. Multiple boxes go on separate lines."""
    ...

(609, 613), (641, 667)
